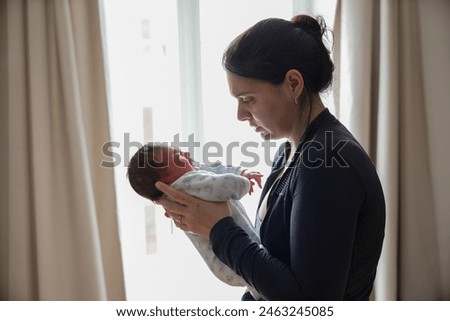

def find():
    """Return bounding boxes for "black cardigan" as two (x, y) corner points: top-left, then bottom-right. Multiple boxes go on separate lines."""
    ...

(210, 109), (386, 300)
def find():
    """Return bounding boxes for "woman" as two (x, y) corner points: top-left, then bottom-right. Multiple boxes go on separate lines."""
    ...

(155, 14), (385, 300)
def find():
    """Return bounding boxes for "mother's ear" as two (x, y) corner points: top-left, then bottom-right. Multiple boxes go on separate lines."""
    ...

(285, 69), (304, 103)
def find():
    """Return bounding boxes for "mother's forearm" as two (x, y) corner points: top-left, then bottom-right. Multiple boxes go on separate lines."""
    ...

(210, 217), (314, 301)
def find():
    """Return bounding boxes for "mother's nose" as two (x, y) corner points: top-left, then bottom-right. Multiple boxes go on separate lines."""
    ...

(237, 103), (251, 122)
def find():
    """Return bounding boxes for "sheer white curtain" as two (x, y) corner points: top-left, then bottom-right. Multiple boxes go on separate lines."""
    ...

(0, 0), (125, 300)
(333, 0), (450, 300)
(102, 0), (294, 300)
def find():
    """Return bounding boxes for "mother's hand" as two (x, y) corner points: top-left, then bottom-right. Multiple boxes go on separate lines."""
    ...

(155, 181), (231, 240)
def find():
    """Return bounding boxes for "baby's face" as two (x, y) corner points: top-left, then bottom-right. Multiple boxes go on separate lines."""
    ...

(160, 147), (195, 184)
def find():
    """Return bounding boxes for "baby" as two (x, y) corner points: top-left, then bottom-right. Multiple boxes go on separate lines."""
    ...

(127, 142), (262, 298)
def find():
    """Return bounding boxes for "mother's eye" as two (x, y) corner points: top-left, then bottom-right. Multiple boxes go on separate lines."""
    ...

(240, 97), (254, 104)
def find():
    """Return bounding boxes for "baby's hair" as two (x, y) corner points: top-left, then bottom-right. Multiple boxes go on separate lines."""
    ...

(127, 142), (168, 201)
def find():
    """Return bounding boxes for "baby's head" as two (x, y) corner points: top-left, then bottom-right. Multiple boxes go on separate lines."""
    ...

(127, 142), (195, 201)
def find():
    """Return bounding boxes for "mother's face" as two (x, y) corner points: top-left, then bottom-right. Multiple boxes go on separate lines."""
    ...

(226, 72), (300, 141)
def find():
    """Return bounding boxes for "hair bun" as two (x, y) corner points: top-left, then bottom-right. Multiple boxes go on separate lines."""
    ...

(291, 14), (325, 39)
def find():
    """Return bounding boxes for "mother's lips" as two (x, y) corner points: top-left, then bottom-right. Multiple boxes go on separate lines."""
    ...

(249, 123), (268, 134)
(253, 126), (264, 132)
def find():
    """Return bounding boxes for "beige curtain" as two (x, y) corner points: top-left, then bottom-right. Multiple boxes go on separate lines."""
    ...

(0, 0), (125, 300)
(333, 0), (449, 300)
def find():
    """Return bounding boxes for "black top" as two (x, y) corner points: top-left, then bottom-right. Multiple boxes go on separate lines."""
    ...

(210, 109), (385, 300)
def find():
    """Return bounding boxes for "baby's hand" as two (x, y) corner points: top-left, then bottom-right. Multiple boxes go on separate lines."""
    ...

(241, 170), (263, 195)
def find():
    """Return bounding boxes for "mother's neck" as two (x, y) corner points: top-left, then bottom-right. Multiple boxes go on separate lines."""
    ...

(289, 94), (325, 152)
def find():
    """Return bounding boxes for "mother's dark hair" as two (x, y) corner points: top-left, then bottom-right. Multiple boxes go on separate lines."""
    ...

(222, 15), (334, 94)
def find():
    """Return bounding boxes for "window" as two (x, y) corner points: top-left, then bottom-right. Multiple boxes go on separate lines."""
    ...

(102, 0), (334, 300)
